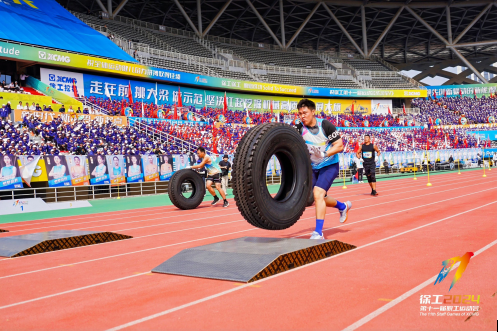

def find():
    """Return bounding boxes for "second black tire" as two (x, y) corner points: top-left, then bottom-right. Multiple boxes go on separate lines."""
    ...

(168, 169), (205, 210)
(232, 123), (312, 230)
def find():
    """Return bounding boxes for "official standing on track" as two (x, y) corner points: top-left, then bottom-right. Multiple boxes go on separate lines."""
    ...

(189, 147), (229, 207)
(354, 154), (364, 183)
(357, 134), (381, 196)
(219, 154), (231, 194)
(295, 99), (352, 240)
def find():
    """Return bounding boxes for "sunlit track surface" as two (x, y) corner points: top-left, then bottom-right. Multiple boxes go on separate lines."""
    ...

(0, 169), (495, 331)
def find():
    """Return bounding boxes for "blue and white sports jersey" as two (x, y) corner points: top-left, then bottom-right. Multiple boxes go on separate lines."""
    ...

(295, 118), (341, 170)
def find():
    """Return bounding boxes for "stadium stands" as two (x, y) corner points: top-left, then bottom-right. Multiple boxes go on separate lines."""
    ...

(412, 96), (496, 125)
(0, 1), (135, 62)
(72, 12), (420, 90)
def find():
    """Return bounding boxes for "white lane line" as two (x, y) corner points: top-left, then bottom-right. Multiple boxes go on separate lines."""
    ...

(0, 185), (494, 280)
(112, 181), (490, 234)
(107, 201), (497, 331)
(342, 239), (498, 331)
(2, 174), (487, 236)
(293, 187), (496, 238)
(0, 273), (149, 310)
(2, 170), (486, 230)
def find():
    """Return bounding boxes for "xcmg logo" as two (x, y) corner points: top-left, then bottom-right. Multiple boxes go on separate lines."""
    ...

(195, 76), (207, 83)
(38, 51), (71, 63)
(308, 88), (318, 94)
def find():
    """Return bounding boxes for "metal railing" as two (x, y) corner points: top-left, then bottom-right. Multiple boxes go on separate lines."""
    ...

(131, 119), (217, 155)
(393, 108), (421, 114)
(78, 97), (109, 115)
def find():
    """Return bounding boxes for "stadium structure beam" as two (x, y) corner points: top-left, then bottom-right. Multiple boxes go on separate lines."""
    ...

(173, 0), (201, 38)
(448, 40), (497, 48)
(448, 46), (489, 83)
(446, 6), (452, 44)
(280, 0), (285, 46)
(107, 0), (113, 16)
(322, 3), (365, 57)
(405, 7), (449, 45)
(202, 0), (232, 37)
(197, 0), (203, 35)
(95, 0), (108, 13)
(285, 1), (321, 49)
(367, 6), (404, 57)
(406, 5), (491, 83)
(298, 0), (496, 9)
(452, 3), (493, 44)
(360, 5), (367, 57)
(112, 0), (129, 18)
(245, 0), (284, 49)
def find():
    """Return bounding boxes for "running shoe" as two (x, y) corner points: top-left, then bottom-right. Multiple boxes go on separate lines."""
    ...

(371, 190), (378, 196)
(339, 201), (352, 223)
(310, 231), (324, 240)
(211, 196), (220, 205)
(223, 200), (229, 208)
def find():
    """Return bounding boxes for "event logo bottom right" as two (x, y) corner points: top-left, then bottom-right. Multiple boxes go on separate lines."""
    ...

(419, 252), (481, 318)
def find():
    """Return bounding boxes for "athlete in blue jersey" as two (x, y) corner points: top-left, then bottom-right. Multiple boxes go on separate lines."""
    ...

(189, 147), (229, 207)
(295, 99), (352, 239)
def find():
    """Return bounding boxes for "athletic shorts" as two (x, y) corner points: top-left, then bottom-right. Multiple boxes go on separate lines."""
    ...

(363, 163), (376, 182)
(206, 173), (221, 183)
(312, 162), (339, 191)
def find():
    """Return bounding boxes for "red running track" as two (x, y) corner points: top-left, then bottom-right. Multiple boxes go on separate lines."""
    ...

(0, 169), (496, 330)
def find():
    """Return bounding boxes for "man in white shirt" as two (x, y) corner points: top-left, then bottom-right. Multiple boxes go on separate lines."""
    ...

(354, 155), (364, 183)
(16, 102), (24, 110)
(29, 102), (36, 111)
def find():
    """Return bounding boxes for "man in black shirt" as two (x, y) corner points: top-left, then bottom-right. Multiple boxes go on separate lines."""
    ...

(219, 154), (231, 194)
(357, 134), (381, 196)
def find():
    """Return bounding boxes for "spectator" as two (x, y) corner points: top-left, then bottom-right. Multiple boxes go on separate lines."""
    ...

(59, 105), (66, 113)
(16, 101), (23, 110)
(219, 154), (231, 194)
(383, 159), (389, 174)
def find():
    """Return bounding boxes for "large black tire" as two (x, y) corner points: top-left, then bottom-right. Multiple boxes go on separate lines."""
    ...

(232, 123), (312, 230)
(168, 169), (205, 210)
(306, 188), (314, 207)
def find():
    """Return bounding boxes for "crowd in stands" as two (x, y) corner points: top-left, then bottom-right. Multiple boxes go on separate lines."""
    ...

(412, 96), (496, 125)
(0, 116), (178, 156)
(0, 79), (27, 94)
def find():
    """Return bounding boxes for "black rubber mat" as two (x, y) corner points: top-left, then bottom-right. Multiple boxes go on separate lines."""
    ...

(152, 237), (356, 283)
(0, 230), (132, 257)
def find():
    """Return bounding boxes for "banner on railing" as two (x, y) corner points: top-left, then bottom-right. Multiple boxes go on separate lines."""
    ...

(338, 148), (482, 170)
(107, 155), (126, 184)
(142, 155), (159, 182)
(125, 155), (144, 183)
(45, 155), (72, 187)
(15, 110), (128, 127)
(0, 155), (23, 190)
(88, 155), (110, 185)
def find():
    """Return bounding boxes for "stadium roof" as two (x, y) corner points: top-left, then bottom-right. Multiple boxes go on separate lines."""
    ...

(60, 0), (496, 84)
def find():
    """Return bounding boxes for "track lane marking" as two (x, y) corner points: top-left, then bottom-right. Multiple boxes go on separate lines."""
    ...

(342, 239), (498, 331)
(0, 185), (494, 280)
(105, 201), (497, 331)
(2, 170), (488, 231)
(0, 201), (494, 318)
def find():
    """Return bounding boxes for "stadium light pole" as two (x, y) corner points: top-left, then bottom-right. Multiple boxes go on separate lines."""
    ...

(245, 0), (284, 49)
(202, 0), (232, 38)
